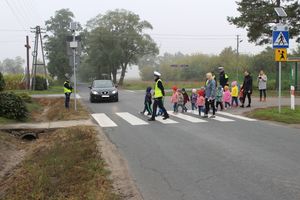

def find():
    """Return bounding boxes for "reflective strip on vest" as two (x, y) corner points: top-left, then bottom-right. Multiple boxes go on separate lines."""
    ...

(64, 82), (72, 93)
(154, 79), (163, 98)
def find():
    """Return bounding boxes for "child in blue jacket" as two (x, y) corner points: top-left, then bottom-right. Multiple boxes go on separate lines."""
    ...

(140, 87), (152, 115)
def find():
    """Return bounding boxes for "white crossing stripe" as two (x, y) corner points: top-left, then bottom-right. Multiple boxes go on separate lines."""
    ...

(92, 113), (118, 127)
(168, 111), (207, 123)
(187, 110), (234, 122)
(217, 111), (257, 121)
(143, 113), (179, 124)
(116, 112), (149, 125)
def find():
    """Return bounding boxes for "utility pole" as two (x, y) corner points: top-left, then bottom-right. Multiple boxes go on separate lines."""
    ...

(24, 36), (30, 90)
(70, 22), (78, 111)
(30, 26), (47, 90)
(236, 35), (242, 82)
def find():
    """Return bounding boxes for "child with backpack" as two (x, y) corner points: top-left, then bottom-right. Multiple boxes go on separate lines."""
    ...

(140, 86), (152, 115)
(223, 86), (231, 109)
(197, 89), (205, 116)
(182, 88), (190, 112)
(175, 89), (185, 113)
(239, 84), (245, 105)
(231, 81), (239, 107)
(190, 88), (198, 111)
(215, 85), (224, 111)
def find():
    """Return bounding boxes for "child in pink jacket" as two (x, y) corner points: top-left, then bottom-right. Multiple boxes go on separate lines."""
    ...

(196, 89), (205, 116)
(171, 86), (178, 112)
(223, 86), (231, 109)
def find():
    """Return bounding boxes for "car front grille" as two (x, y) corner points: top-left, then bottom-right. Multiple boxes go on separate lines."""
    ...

(102, 91), (109, 95)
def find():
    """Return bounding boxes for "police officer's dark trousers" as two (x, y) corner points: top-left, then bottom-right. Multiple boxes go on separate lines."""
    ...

(65, 93), (71, 108)
(151, 97), (168, 119)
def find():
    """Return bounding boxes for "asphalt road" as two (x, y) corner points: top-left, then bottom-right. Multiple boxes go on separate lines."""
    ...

(79, 84), (300, 200)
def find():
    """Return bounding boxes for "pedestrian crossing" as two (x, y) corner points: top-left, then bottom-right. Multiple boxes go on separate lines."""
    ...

(91, 110), (257, 128)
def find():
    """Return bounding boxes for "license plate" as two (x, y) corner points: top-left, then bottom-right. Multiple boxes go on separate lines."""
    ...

(102, 95), (109, 98)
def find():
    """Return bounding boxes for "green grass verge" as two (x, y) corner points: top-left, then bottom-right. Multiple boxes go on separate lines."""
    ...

(122, 80), (204, 90)
(8, 86), (63, 95)
(0, 101), (41, 124)
(247, 106), (300, 124)
(2, 127), (119, 200)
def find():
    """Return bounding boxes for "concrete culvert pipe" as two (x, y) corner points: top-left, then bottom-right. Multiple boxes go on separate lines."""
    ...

(20, 133), (37, 141)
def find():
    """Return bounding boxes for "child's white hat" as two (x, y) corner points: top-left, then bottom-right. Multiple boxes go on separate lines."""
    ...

(154, 71), (161, 77)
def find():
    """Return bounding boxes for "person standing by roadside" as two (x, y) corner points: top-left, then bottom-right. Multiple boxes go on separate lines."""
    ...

(218, 66), (229, 88)
(240, 70), (253, 108)
(64, 78), (73, 109)
(257, 70), (267, 102)
(149, 71), (169, 121)
(203, 72), (216, 118)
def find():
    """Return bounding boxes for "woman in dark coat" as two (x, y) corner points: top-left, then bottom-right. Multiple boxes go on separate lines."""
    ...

(240, 70), (253, 108)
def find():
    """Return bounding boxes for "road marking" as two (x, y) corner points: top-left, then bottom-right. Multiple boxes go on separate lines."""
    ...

(116, 112), (149, 125)
(217, 111), (257, 121)
(187, 110), (234, 122)
(92, 113), (118, 127)
(124, 90), (136, 93)
(143, 113), (179, 124)
(168, 111), (207, 123)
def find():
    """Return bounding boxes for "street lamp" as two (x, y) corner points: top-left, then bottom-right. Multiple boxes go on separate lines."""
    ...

(70, 22), (78, 111)
(274, 7), (288, 113)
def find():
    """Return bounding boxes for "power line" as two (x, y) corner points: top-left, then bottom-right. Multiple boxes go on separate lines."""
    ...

(4, 0), (27, 29)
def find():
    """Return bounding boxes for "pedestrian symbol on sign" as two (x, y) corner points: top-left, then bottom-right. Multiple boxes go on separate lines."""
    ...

(275, 48), (287, 62)
(273, 31), (289, 48)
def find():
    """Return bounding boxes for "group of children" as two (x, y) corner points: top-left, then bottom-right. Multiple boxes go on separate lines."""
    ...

(140, 80), (244, 117)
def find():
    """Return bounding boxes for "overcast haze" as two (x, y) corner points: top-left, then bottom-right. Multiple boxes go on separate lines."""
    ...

(0, 0), (280, 61)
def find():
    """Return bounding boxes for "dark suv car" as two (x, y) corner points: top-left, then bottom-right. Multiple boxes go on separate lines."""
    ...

(89, 80), (118, 103)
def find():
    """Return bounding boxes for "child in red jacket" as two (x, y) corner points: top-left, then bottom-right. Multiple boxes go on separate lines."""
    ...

(182, 88), (190, 112)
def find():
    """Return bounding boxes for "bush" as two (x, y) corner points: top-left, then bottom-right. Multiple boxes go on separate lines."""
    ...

(0, 72), (5, 91)
(0, 92), (28, 120)
(4, 74), (24, 90)
(34, 75), (47, 90)
(17, 92), (32, 103)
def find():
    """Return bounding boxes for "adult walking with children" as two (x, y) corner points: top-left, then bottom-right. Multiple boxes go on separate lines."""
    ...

(240, 70), (253, 108)
(148, 71), (169, 121)
(203, 72), (216, 118)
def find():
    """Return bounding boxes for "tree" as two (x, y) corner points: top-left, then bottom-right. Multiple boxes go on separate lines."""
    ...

(0, 57), (24, 74)
(0, 71), (5, 91)
(228, 0), (300, 45)
(45, 9), (79, 80)
(85, 9), (159, 85)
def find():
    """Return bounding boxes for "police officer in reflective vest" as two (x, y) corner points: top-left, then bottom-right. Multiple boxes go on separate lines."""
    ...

(218, 67), (229, 88)
(64, 79), (73, 109)
(149, 71), (169, 121)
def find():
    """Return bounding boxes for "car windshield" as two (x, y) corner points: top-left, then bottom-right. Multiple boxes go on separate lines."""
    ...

(93, 80), (114, 88)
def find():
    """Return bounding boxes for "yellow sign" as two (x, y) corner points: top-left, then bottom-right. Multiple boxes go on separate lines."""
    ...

(275, 48), (287, 62)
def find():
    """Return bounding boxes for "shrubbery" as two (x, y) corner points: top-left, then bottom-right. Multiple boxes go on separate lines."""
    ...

(0, 92), (28, 120)
(17, 92), (32, 103)
(34, 75), (48, 90)
(3, 74), (24, 90)
(0, 72), (5, 91)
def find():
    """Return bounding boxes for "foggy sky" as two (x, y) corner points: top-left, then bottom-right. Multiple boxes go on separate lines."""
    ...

(0, 0), (283, 61)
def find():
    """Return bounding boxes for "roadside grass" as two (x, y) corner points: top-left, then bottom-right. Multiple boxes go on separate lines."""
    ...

(0, 101), (41, 124)
(8, 85), (63, 95)
(0, 98), (89, 124)
(31, 98), (90, 122)
(1, 126), (119, 200)
(122, 80), (204, 90)
(247, 106), (300, 124)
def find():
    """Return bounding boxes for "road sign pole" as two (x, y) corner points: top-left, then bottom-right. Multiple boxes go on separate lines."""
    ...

(278, 61), (282, 113)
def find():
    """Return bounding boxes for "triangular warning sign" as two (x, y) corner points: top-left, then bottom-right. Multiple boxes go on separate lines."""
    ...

(274, 32), (288, 46)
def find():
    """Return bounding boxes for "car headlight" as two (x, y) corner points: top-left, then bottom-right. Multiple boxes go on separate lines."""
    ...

(112, 90), (118, 94)
(91, 91), (98, 95)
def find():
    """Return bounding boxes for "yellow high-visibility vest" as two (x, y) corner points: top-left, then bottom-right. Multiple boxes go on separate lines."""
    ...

(154, 79), (163, 98)
(64, 81), (72, 93)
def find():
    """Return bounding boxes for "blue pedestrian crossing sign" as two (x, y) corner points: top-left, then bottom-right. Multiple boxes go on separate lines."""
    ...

(273, 31), (289, 48)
